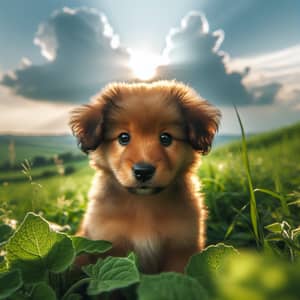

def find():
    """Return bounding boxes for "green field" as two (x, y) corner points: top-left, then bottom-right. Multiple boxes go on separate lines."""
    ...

(201, 122), (300, 248)
(0, 122), (299, 243)
(1, 122), (300, 299)
(0, 135), (81, 163)
(0, 160), (92, 232)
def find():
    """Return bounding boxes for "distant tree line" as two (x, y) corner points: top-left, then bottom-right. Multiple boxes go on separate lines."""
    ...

(0, 152), (86, 171)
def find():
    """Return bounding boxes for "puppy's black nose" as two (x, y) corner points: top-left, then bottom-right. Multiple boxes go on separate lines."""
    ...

(132, 163), (156, 182)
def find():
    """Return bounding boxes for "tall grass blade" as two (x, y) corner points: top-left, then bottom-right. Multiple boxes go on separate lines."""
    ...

(224, 203), (249, 240)
(254, 188), (290, 216)
(234, 106), (264, 248)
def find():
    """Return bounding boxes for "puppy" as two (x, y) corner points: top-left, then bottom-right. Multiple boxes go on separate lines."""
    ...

(70, 81), (220, 273)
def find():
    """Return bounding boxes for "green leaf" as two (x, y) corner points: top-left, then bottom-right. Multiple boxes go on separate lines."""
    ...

(234, 106), (264, 248)
(0, 224), (13, 243)
(224, 203), (249, 239)
(6, 213), (75, 283)
(254, 188), (290, 216)
(138, 272), (208, 300)
(0, 269), (23, 299)
(127, 252), (136, 261)
(215, 252), (300, 300)
(30, 283), (57, 300)
(127, 252), (138, 265)
(185, 243), (239, 293)
(83, 255), (140, 295)
(265, 222), (282, 233)
(71, 236), (112, 255)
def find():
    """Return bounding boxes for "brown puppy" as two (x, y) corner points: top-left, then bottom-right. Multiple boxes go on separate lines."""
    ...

(70, 81), (221, 273)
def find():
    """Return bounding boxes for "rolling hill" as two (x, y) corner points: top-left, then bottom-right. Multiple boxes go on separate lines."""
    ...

(0, 133), (241, 164)
(0, 135), (81, 163)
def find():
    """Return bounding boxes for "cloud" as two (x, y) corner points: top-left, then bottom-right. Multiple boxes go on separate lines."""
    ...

(0, 8), (293, 108)
(154, 11), (279, 106)
(219, 104), (300, 134)
(229, 44), (300, 106)
(1, 81), (297, 135)
(249, 82), (282, 105)
(0, 7), (132, 103)
(0, 86), (75, 134)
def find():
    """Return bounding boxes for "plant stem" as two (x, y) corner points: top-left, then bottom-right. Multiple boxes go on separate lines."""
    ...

(62, 277), (90, 300)
(234, 106), (264, 249)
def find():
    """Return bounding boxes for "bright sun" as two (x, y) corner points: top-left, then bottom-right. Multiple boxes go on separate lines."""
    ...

(128, 50), (166, 80)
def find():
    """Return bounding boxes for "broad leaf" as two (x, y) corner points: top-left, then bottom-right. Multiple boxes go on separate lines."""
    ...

(0, 269), (23, 299)
(31, 282), (57, 300)
(83, 255), (140, 295)
(138, 272), (208, 300)
(185, 243), (239, 292)
(71, 236), (112, 255)
(215, 252), (300, 300)
(127, 252), (137, 263)
(6, 213), (75, 283)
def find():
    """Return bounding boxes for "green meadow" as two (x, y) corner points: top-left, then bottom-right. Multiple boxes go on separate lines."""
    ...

(1, 122), (299, 247)
(0, 135), (80, 163)
(1, 122), (300, 299)
(201, 122), (300, 249)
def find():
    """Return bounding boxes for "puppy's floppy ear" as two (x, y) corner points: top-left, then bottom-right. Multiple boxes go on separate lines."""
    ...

(69, 83), (121, 153)
(69, 102), (105, 153)
(176, 87), (221, 154)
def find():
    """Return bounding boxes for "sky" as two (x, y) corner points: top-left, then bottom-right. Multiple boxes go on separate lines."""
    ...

(0, 0), (299, 135)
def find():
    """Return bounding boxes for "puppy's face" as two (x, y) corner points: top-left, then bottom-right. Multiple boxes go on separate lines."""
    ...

(70, 81), (220, 195)
(100, 92), (192, 195)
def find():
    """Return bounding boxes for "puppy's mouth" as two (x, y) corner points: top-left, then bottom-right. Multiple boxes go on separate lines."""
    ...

(127, 186), (164, 195)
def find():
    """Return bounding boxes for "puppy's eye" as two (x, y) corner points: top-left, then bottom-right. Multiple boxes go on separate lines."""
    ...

(160, 133), (173, 147)
(118, 132), (130, 145)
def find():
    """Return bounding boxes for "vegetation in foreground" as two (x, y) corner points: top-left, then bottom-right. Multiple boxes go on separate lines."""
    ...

(0, 121), (299, 299)
(201, 121), (300, 253)
(0, 213), (299, 300)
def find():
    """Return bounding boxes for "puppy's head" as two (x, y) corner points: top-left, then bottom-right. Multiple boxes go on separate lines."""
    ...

(70, 81), (221, 195)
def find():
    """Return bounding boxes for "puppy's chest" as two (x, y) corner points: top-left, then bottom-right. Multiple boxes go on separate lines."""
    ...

(119, 215), (165, 271)
(106, 211), (168, 246)
(90, 207), (180, 248)
(132, 236), (162, 271)
(95, 211), (165, 269)
(86, 202), (195, 269)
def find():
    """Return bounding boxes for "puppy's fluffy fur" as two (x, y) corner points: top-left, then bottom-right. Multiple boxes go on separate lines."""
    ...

(70, 81), (221, 273)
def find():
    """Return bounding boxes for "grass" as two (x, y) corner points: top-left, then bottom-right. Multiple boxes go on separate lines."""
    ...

(1, 122), (299, 251)
(0, 160), (93, 232)
(235, 106), (263, 248)
(0, 160), (85, 182)
(200, 122), (300, 253)
(1, 121), (300, 300)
